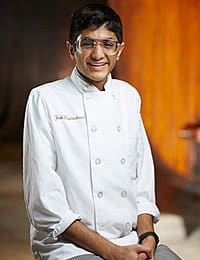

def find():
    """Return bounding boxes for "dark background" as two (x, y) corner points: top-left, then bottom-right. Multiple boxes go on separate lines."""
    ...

(0, 0), (106, 144)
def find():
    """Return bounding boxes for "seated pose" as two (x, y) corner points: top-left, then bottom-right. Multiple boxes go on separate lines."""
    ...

(23, 3), (182, 260)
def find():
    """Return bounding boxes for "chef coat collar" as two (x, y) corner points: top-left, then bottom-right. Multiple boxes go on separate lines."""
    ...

(70, 67), (112, 93)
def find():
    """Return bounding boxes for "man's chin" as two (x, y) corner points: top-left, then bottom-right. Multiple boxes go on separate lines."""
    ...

(90, 71), (109, 80)
(78, 69), (108, 86)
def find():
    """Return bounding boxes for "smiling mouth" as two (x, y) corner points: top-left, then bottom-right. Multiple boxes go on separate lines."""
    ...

(88, 62), (107, 69)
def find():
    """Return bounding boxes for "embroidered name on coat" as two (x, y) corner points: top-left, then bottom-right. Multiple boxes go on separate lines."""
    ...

(54, 115), (85, 121)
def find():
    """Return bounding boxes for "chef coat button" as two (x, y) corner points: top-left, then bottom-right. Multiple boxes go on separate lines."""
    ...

(112, 94), (116, 100)
(91, 126), (97, 133)
(125, 222), (131, 229)
(121, 158), (126, 165)
(95, 158), (101, 165)
(121, 190), (127, 198)
(97, 192), (103, 198)
(117, 125), (121, 132)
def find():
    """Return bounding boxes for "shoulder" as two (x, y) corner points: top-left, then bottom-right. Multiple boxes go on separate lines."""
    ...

(30, 78), (68, 98)
(112, 78), (141, 103)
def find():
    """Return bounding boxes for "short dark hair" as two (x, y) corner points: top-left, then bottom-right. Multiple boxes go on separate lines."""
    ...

(69, 3), (123, 46)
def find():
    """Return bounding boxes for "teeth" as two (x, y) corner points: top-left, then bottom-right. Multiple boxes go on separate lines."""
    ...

(89, 63), (105, 66)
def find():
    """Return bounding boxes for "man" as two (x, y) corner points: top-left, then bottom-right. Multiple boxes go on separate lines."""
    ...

(23, 3), (181, 260)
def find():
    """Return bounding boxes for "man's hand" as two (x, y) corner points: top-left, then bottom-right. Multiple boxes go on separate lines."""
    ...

(139, 236), (156, 260)
(106, 244), (151, 260)
(137, 252), (149, 260)
(136, 214), (157, 260)
(62, 220), (154, 260)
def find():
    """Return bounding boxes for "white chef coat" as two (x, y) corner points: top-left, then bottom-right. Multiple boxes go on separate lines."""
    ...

(23, 68), (160, 260)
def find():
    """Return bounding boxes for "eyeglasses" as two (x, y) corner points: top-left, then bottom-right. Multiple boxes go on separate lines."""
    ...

(75, 37), (121, 56)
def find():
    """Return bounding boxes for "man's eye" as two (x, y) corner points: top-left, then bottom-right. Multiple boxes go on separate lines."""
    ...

(80, 39), (94, 47)
(102, 41), (115, 49)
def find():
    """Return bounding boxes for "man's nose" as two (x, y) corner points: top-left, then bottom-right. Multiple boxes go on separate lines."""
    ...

(90, 43), (105, 59)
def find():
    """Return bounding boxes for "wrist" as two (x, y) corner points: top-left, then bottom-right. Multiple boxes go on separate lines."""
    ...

(138, 231), (159, 248)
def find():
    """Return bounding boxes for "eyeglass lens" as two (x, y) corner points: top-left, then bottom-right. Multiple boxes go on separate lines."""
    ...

(77, 37), (119, 55)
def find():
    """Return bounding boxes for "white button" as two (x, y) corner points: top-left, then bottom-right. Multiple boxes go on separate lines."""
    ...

(121, 158), (126, 165)
(112, 94), (116, 100)
(97, 192), (103, 198)
(121, 191), (127, 198)
(91, 126), (97, 133)
(95, 158), (101, 165)
(117, 125), (121, 132)
(125, 222), (131, 229)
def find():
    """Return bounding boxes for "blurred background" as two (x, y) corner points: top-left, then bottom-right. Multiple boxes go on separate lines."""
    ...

(0, 0), (199, 259)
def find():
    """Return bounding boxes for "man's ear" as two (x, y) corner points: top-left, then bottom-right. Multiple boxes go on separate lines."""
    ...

(66, 41), (75, 59)
(116, 42), (125, 61)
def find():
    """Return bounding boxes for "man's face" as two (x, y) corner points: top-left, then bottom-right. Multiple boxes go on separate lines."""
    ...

(68, 25), (124, 90)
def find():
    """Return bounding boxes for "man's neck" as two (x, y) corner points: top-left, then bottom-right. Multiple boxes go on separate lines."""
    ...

(76, 69), (106, 91)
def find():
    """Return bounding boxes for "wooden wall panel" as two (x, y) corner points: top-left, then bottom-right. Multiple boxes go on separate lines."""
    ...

(109, 0), (200, 176)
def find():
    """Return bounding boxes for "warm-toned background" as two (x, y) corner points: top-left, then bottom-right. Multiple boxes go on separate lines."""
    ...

(0, 0), (199, 259)
(110, 0), (200, 176)
(109, 0), (200, 233)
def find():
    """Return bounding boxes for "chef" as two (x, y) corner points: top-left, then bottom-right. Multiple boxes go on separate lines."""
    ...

(23, 3), (181, 260)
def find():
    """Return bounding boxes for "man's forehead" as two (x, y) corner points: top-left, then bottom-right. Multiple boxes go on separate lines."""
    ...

(79, 25), (117, 40)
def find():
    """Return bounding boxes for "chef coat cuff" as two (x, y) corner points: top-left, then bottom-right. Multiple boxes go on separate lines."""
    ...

(51, 213), (81, 240)
(137, 202), (160, 223)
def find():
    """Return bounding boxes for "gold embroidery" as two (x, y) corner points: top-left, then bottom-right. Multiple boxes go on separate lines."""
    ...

(54, 115), (85, 121)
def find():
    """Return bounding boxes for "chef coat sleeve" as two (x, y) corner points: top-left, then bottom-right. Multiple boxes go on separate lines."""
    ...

(135, 112), (160, 223)
(23, 89), (81, 240)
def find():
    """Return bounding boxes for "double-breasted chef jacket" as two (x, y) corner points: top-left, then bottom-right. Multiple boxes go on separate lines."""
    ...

(23, 68), (160, 260)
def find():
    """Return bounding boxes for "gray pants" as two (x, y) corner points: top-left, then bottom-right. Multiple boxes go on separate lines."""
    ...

(68, 244), (182, 260)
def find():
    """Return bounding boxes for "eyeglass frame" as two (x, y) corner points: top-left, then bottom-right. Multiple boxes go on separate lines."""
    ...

(74, 35), (122, 56)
